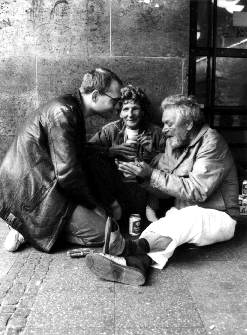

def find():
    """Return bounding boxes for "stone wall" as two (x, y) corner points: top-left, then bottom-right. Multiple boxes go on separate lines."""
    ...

(0, 0), (190, 162)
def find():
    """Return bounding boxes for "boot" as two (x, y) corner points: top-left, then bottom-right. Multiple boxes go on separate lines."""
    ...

(103, 217), (125, 255)
(85, 253), (146, 286)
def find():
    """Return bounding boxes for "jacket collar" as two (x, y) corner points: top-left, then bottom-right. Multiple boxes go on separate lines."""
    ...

(170, 123), (210, 173)
(188, 123), (209, 148)
(74, 89), (84, 116)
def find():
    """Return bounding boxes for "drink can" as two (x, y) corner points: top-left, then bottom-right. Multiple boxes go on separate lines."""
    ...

(243, 180), (247, 195)
(129, 214), (141, 236)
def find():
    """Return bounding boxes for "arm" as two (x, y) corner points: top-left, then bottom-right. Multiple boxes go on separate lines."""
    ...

(48, 106), (99, 210)
(137, 125), (166, 163)
(88, 123), (137, 160)
(86, 129), (110, 156)
(119, 136), (233, 203)
(150, 139), (232, 202)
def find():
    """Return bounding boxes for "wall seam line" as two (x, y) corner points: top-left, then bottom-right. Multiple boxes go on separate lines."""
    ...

(110, 0), (112, 56)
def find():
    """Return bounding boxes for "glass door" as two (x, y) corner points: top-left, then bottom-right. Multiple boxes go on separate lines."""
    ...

(189, 0), (247, 169)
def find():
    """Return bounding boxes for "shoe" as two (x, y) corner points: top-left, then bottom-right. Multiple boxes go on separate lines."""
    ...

(103, 217), (125, 255)
(85, 253), (145, 286)
(4, 228), (25, 252)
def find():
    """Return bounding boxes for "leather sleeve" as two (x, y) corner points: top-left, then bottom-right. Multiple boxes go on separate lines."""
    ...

(86, 130), (109, 156)
(88, 130), (109, 147)
(47, 106), (99, 210)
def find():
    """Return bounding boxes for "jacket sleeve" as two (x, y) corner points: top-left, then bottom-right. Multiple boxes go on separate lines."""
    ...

(148, 137), (233, 203)
(47, 107), (99, 210)
(86, 128), (111, 156)
(88, 130), (109, 147)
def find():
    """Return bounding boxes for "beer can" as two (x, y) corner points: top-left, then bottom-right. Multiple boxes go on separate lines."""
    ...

(129, 214), (141, 236)
(243, 180), (247, 195)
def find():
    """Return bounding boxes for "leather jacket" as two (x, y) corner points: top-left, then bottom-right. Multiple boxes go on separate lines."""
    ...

(0, 90), (98, 252)
(147, 124), (239, 220)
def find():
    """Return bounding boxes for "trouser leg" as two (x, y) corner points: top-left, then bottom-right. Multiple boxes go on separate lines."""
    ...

(85, 155), (117, 208)
(63, 205), (106, 246)
(86, 155), (148, 217)
(140, 206), (236, 269)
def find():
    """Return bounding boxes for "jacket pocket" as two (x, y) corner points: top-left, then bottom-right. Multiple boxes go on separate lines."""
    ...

(21, 183), (53, 213)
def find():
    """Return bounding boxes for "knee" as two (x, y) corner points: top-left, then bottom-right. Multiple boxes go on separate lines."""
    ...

(142, 231), (173, 252)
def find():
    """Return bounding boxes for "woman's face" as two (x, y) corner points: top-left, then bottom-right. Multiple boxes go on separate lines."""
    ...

(120, 100), (144, 129)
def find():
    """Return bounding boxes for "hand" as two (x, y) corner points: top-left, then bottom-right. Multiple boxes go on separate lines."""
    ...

(136, 133), (153, 153)
(115, 158), (133, 178)
(118, 161), (153, 180)
(107, 143), (137, 160)
(93, 206), (107, 220)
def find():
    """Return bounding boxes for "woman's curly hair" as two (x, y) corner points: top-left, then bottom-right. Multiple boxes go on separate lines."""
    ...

(120, 85), (150, 115)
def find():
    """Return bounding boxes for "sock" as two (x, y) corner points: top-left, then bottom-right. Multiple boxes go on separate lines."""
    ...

(126, 254), (152, 273)
(122, 238), (150, 258)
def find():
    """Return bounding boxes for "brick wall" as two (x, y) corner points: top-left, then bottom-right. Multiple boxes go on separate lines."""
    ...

(0, 0), (190, 162)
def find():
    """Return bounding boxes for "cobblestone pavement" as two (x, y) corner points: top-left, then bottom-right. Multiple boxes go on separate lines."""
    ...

(1, 220), (247, 334)
(0, 247), (52, 335)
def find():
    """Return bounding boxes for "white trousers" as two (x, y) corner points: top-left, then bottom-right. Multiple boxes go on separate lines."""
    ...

(140, 206), (236, 269)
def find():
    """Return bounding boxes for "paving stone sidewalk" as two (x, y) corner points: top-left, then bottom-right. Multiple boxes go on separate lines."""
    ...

(1, 219), (247, 335)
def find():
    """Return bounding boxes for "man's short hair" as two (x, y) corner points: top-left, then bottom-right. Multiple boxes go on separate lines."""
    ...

(120, 85), (150, 115)
(80, 68), (122, 94)
(161, 94), (205, 128)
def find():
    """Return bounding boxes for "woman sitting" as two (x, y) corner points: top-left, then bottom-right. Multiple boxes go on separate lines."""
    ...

(86, 84), (165, 223)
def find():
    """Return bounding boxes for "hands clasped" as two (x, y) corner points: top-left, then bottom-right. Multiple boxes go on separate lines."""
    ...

(118, 160), (153, 180)
(107, 133), (153, 160)
(108, 143), (137, 160)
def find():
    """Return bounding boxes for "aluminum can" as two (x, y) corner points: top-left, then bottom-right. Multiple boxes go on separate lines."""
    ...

(243, 180), (247, 195)
(239, 195), (247, 215)
(129, 214), (141, 236)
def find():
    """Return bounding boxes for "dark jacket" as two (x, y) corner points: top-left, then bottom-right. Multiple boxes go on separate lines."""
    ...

(88, 119), (165, 163)
(0, 90), (98, 252)
(148, 124), (239, 220)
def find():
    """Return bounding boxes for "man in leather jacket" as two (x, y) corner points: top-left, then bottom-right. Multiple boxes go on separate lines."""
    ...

(0, 68), (122, 253)
(85, 95), (240, 286)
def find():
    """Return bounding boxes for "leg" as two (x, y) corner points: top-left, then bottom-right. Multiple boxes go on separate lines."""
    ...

(141, 206), (236, 269)
(120, 182), (148, 217)
(85, 155), (116, 207)
(85, 207), (236, 284)
(102, 206), (236, 268)
(86, 154), (148, 219)
(63, 205), (106, 246)
(85, 155), (122, 220)
(85, 217), (152, 285)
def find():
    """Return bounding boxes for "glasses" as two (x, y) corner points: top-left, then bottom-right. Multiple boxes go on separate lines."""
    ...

(102, 92), (121, 107)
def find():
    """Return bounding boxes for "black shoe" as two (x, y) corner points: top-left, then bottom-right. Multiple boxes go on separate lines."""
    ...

(85, 253), (145, 286)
